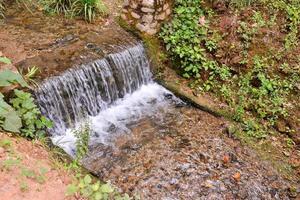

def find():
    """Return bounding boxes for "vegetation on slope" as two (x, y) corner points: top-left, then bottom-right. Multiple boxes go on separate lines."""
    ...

(160, 0), (300, 141)
(0, 0), (107, 22)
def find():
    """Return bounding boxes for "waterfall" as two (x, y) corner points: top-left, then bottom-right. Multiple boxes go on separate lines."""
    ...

(35, 43), (180, 156)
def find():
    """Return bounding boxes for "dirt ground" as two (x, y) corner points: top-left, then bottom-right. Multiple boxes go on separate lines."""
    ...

(0, 132), (75, 200)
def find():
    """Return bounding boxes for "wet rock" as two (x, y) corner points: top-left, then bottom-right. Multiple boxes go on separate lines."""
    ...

(130, 3), (138, 9)
(156, 12), (167, 21)
(169, 178), (179, 185)
(142, 15), (153, 24)
(142, 0), (154, 8)
(123, 0), (129, 7)
(149, 21), (158, 28)
(141, 7), (155, 13)
(121, 14), (127, 21)
(131, 12), (141, 19)
(135, 23), (148, 32)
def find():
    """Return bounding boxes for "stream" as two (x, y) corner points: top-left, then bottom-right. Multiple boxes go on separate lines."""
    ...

(34, 43), (293, 199)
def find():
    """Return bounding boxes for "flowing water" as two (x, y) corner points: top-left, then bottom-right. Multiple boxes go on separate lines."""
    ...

(34, 43), (294, 199)
(35, 43), (181, 156)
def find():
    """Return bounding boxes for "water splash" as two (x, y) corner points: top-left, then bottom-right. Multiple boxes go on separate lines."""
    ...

(35, 43), (181, 156)
(52, 83), (180, 155)
(35, 44), (152, 135)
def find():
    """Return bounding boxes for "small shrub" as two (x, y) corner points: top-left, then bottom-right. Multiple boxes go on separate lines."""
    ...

(10, 89), (53, 138)
(44, 0), (107, 22)
(0, 57), (52, 138)
(228, 0), (255, 9)
(0, 0), (5, 18)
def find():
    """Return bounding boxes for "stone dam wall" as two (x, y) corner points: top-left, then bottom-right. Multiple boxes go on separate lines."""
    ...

(121, 0), (172, 35)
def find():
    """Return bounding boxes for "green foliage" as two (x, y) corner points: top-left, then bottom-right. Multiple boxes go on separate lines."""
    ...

(73, 121), (90, 161)
(0, 57), (12, 64)
(43, 0), (107, 22)
(0, 0), (5, 18)
(10, 89), (52, 138)
(20, 167), (48, 183)
(160, 1), (300, 139)
(160, 0), (229, 83)
(66, 175), (115, 200)
(0, 69), (28, 87)
(228, 0), (254, 9)
(20, 181), (29, 191)
(0, 138), (12, 148)
(65, 123), (136, 200)
(0, 92), (23, 133)
(160, 0), (208, 78)
(0, 58), (52, 138)
(2, 158), (21, 170)
(222, 56), (297, 138)
(284, 2), (300, 49)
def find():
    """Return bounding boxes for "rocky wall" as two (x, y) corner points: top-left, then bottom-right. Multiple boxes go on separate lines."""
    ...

(121, 0), (172, 35)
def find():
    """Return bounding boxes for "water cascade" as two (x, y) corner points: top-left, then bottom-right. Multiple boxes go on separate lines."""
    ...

(35, 44), (180, 155)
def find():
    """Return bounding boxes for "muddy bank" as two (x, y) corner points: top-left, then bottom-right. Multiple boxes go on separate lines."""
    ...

(0, 6), (137, 82)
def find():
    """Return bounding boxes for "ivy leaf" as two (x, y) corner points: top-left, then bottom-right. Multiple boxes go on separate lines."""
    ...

(65, 184), (78, 196)
(0, 94), (22, 132)
(92, 181), (100, 191)
(0, 57), (12, 64)
(0, 70), (28, 87)
(100, 183), (114, 193)
(3, 110), (22, 133)
(94, 192), (103, 200)
(83, 175), (92, 184)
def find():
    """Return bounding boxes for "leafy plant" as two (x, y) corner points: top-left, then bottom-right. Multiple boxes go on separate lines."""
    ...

(0, 0), (5, 18)
(20, 166), (48, 183)
(20, 181), (29, 191)
(10, 89), (52, 138)
(0, 57), (52, 138)
(0, 138), (12, 148)
(64, 122), (136, 200)
(20, 66), (40, 86)
(2, 158), (21, 170)
(228, 0), (255, 9)
(160, 0), (208, 78)
(44, 0), (107, 22)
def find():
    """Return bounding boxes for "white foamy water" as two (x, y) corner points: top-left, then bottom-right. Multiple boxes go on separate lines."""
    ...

(52, 83), (180, 156)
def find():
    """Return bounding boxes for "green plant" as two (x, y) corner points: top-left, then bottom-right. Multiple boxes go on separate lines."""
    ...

(160, 0), (229, 84)
(20, 181), (29, 191)
(0, 138), (12, 149)
(20, 66), (40, 87)
(285, 138), (295, 148)
(64, 122), (136, 200)
(2, 158), (21, 170)
(228, 0), (255, 9)
(67, 122), (91, 163)
(0, 0), (5, 18)
(10, 89), (53, 138)
(44, 0), (107, 22)
(0, 58), (52, 138)
(20, 166), (48, 183)
(160, 0), (208, 78)
(284, 2), (300, 49)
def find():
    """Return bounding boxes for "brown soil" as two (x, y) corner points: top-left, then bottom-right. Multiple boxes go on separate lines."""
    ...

(0, 1), (134, 82)
(0, 132), (75, 200)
